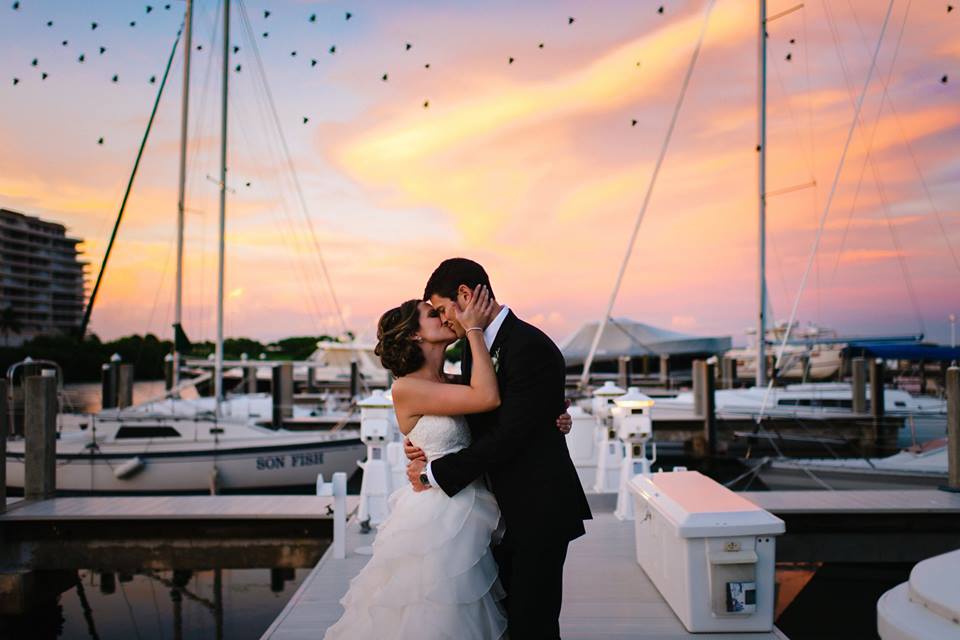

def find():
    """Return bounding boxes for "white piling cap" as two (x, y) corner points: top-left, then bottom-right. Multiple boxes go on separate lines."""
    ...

(358, 388), (394, 408)
(615, 386), (655, 409)
(164, 353), (174, 362)
(240, 352), (249, 361)
(110, 353), (122, 362)
(593, 381), (626, 397)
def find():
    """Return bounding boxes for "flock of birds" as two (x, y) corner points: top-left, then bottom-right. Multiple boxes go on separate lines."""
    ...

(5, 1), (955, 145)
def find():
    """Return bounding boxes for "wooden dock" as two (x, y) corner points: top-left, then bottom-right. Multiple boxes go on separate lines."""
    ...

(261, 505), (789, 640)
(0, 495), (358, 573)
(742, 489), (960, 564)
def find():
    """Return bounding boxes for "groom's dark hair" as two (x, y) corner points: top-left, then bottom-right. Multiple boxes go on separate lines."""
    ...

(423, 258), (495, 301)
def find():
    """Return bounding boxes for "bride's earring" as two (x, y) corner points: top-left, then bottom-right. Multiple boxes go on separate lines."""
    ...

(413, 335), (423, 343)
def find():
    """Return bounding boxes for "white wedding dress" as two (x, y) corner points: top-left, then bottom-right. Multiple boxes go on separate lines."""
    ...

(323, 414), (507, 640)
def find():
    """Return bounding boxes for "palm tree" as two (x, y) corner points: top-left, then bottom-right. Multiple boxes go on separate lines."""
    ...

(0, 306), (22, 347)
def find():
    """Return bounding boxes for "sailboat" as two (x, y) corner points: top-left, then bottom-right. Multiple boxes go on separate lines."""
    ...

(5, 0), (365, 494)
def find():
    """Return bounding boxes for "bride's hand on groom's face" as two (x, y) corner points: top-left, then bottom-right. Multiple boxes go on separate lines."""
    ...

(457, 285), (495, 331)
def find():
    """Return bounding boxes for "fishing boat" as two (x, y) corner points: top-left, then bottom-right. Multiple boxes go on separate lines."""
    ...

(5, 414), (363, 494)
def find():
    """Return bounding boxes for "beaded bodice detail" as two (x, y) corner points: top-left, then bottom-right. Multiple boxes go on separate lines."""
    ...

(407, 415), (471, 462)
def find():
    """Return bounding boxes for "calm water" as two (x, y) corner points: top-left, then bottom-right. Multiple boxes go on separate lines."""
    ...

(0, 567), (313, 640)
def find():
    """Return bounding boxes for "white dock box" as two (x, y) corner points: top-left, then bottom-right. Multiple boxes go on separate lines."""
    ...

(630, 471), (785, 632)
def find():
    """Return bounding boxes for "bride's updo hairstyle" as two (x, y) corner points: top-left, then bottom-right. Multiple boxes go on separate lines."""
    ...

(375, 299), (426, 377)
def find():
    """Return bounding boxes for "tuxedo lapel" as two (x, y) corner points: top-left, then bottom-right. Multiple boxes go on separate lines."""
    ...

(490, 310), (518, 355)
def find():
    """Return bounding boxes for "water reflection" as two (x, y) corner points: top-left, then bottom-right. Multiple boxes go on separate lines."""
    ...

(0, 567), (308, 640)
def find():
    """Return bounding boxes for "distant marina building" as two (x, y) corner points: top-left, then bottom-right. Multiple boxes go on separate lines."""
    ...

(0, 208), (87, 346)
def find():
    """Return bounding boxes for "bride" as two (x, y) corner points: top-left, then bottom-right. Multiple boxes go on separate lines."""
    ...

(324, 286), (567, 639)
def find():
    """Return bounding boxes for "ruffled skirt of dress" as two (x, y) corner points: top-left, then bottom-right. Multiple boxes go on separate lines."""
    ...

(323, 478), (507, 640)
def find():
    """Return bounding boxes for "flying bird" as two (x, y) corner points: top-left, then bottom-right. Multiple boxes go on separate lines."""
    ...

(41, 72), (48, 80)
(424, 63), (430, 69)
(262, 32), (268, 38)
(12, 1), (19, 8)
(98, 137), (104, 145)
(12, 77), (19, 85)
(310, 58), (318, 67)
(631, 119), (638, 127)
(508, 56), (514, 64)
(943, 74), (949, 84)
(245, 181), (251, 187)
(196, 44), (203, 50)
(290, 50), (297, 56)
(789, 38), (796, 44)
(235, 64), (241, 72)
(785, 52), (792, 61)
(46, 20), (53, 27)
(146, 5), (153, 13)
(948, 4), (954, 12)
(329, 45), (336, 54)
(78, 54), (85, 62)
(165, 3), (171, 9)
(149, 75), (156, 83)
(91, 22), (98, 30)
(302, 116), (309, 124)
(658, 6), (664, 14)
(309, 13), (316, 22)
(405, 43), (412, 51)
(381, 73), (388, 81)
(423, 100), (429, 108)
(112, 74), (119, 82)
(538, 43), (544, 49)
(263, 10), (270, 18)
(568, 16), (575, 24)
(233, 45), (239, 53)
(61, 40), (68, 46)
(345, 11), (352, 20)
(31, 58), (38, 66)
(129, 20), (136, 27)
(99, 46), (107, 54)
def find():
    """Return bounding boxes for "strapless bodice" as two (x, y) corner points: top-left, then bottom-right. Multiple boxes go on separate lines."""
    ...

(407, 414), (471, 461)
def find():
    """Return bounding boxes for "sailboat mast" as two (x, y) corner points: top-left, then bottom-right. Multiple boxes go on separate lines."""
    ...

(756, 0), (768, 388)
(215, 0), (230, 408)
(173, 0), (193, 390)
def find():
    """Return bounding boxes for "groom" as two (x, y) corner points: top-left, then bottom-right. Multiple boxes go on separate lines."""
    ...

(405, 257), (592, 639)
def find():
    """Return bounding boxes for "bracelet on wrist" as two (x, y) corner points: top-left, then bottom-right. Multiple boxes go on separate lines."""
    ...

(465, 327), (483, 334)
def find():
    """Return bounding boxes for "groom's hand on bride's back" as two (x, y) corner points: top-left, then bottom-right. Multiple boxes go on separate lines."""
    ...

(404, 438), (426, 462)
(556, 399), (573, 434)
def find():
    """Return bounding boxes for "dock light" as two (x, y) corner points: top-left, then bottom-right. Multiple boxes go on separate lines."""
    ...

(592, 381), (626, 493)
(612, 387), (656, 521)
(357, 390), (400, 527)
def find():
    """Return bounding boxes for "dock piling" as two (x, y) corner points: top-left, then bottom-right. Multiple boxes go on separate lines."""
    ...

(117, 363), (134, 409)
(703, 362), (717, 455)
(244, 363), (257, 393)
(24, 371), (57, 500)
(0, 380), (7, 514)
(721, 357), (737, 389)
(618, 356), (631, 389)
(852, 357), (866, 413)
(869, 358), (885, 419)
(659, 354), (670, 388)
(272, 363), (294, 429)
(947, 366), (959, 491)
(693, 360), (705, 417)
(164, 353), (174, 391)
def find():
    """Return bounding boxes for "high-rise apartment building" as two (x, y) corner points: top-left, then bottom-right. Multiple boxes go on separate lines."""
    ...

(0, 208), (87, 346)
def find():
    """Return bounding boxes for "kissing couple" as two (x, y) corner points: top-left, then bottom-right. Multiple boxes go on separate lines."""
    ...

(324, 258), (592, 639)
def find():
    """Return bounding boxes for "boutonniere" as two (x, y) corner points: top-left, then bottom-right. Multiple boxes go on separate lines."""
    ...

(491, 347), (501, 373)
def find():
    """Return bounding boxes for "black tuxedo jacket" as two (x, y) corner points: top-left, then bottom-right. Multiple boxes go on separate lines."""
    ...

(430, 311), (592, 544)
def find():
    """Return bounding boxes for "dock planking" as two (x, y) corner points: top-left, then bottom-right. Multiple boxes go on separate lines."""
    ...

(261, 506), (788, 640)
(0, 495), (358, 521)
(742, 490), (960, 514)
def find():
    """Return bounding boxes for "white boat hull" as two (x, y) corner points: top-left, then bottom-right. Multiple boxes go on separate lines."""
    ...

(5, 437), (365, 494)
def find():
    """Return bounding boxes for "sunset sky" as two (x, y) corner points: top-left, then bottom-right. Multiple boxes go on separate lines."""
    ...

(1, 0), (957, 346)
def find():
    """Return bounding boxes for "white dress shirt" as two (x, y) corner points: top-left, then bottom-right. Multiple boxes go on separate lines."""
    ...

(423, 305), (510, 489)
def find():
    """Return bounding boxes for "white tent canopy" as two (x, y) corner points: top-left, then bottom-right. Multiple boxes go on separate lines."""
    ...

(561, 318), (732, 366)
